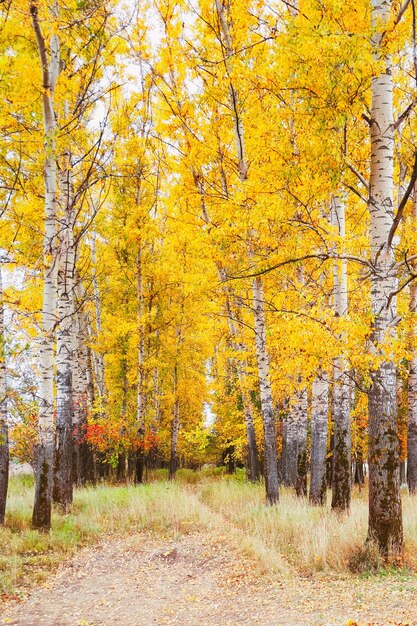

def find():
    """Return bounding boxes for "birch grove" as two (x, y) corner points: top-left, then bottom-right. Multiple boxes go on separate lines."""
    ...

(0, 0), (416, 563)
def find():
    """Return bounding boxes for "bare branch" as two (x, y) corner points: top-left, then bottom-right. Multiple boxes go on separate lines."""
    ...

(224, 253), (372, 281)
(345, 159), (369, 191)
(388, 151), (417, 248)
(394, 98), (417, 130)
(342, 182), (368, 205)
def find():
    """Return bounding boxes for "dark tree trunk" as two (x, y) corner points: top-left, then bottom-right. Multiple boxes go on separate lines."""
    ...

(223, 444), (236, 474)
(354, 452), (364, 486)
(32, 442), (54, 531)
(368, 361), (403, 556)
(169, 368), (180, 481)
(400, 461), (406, 485)
(53, 411), (73, 509)
(331, 370), (351, 511)
(326, 433), (334, 488)
(116, 454), (126, 482)
(76, 441), (95, 485)
(135, 450), (145, 484)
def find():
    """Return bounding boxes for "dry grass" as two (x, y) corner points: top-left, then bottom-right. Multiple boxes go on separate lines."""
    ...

(0, 475), (210, 596)
(199, 480), (417, 575)
(2, 473), (416, 599)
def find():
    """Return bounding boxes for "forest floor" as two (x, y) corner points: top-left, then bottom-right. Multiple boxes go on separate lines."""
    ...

(1, 474), (417, 625)
(1, 525), (417, 626)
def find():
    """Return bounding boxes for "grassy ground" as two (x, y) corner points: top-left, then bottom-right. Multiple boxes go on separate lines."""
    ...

(0, 473), (210, 597)
(2, 472), (417, 599)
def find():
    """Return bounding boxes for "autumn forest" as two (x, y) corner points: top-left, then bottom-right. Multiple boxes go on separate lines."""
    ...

(1, 0), (417, 622)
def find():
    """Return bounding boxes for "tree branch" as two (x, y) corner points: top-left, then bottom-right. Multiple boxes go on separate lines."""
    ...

(394, 98), (417, 130)
(224, 253), (372, 281)
(345, 159), (369, 190)
(387, 151), (417, 248)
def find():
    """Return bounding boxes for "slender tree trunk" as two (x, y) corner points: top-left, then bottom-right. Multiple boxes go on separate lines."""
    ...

(408, 189), (417, 493)
(282, 388), (308, 495)
(221, 272), (260, 482)
(252, 276), (279, 503)
(215, 0), (273, 495)
(53, 143), (74, 510)
(310, 373), (329, 506)
(331, 196), (351, 511)
(91, 234), (107, 403)
(31, 0), (60, 531)
(196, 168), (260, 482)
(294, 389), (308, 496)
(367, 0), (403, 557)
(0, 268), (9, 525)
(135, 243), (146, 484)
(72, 284), (94, 484)
(169, 366), (180, 480)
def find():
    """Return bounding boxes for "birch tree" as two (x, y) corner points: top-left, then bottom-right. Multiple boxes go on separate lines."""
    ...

(408, 188), (417, 493)
(53, 143), (74, 510)
(331, 196), (351, 511)
(31, 0), (61, 531)
(367, 0), (402, 556)
(0, 266), (8, 525)
(215, 0), (279, 503)
(310, 373), (329, 506)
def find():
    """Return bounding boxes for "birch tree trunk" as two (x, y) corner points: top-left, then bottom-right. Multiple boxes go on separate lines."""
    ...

(195, 168), (260, 482)
(215, 0), (278, 501)
(330, 196), (351, 511)
(407, 189), (417, 493)
(221, 271), (260, 482)
(53, 145), (74, 510)
(281, 388), (308, 496)
(73, 283), (94, 484)
(0, 267), (8, 525)
(253, 276), (279, 503)
(135, 243), (146, 484)
(91, 234), (107, 403)
(367, 0), (403, 556)
(169, 366), (180, 480)
(310, 373), (329, 506)
(31, 0), (60, 531)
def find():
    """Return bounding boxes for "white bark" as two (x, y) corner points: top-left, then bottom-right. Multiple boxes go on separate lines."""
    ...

(215, 0), (248, 181)
(253, 276), (279, 502)
(310, 373), (329, 506)
(91, 234), (106, 402)
(137, 243), (145, 434)
(367, 0), (402, 555)
(282, 387), (308, 495)
(54, 141), (75, 508)
(31, 0), (61, 530)
(0, 267), (8, 524)
(408, 188), (417, 492)
(330, 196), (351, 511)
(220, 268), (260, 481)
(214, 0), (277, 499)
(169, 366), (180, 479)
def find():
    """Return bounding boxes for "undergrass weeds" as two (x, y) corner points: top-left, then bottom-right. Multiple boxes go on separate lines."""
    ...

(0, 475), (210, 596)
(199, 480), (417, 575)
(2, 472), (417, 598)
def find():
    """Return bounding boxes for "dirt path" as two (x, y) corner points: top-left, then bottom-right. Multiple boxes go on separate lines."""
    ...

(1, 527), (417, 626)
